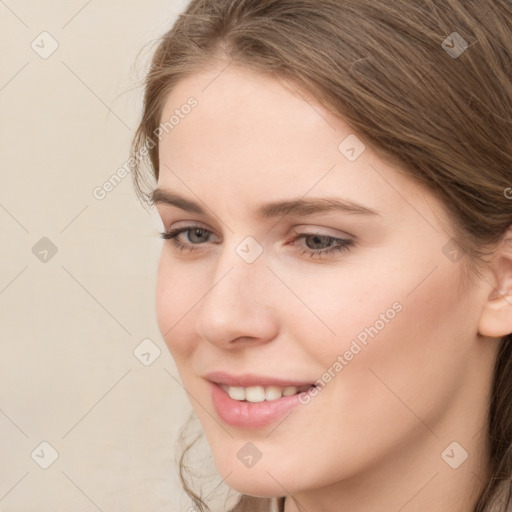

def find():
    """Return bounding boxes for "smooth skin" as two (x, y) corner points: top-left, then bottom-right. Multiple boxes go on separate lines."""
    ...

(153, 60), (512, 512)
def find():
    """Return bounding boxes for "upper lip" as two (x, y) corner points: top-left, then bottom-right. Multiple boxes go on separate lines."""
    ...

(205, 371), (315, 388)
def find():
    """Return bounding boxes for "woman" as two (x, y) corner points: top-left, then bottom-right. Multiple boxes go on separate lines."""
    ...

(130, 1), (512, 510)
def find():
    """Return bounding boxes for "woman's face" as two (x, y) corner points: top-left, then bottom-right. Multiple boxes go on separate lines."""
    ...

(154, 63), (495, 501)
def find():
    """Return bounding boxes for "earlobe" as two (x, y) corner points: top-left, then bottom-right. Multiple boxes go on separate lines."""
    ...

(478, 226), (512, 338)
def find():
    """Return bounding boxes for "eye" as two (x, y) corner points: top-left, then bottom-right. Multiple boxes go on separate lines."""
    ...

(303, 234), (337, 250)
(159, 226), (216, 246)
(292, 232), (354, 259)
(180, 227), (211, 244)
(158, 225), (354, 260)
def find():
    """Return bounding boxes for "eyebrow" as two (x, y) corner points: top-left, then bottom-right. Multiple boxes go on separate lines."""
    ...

(150, 188), (380, 217)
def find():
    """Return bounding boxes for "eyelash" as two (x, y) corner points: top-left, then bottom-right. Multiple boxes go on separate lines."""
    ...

(158, 226), (354, 259)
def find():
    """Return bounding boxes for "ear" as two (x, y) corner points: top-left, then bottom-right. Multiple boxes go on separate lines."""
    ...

(478, 225), (512, 338)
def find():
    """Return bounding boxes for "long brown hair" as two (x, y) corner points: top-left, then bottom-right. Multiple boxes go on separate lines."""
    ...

(130, 1), (512, 510)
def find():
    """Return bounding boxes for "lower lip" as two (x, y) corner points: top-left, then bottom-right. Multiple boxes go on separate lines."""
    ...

(209, 382), (309, 429)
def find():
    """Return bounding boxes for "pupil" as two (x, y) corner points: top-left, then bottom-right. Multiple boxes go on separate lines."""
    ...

(306, 235), (331, 250)
(190, 229), (206, 243)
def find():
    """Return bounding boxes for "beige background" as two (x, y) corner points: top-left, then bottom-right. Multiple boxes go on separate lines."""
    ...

(0, 1), (198, 510)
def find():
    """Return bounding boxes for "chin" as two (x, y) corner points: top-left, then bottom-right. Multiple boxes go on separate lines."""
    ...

(209, 453), (299, 497)
(223, 472), (285, 498)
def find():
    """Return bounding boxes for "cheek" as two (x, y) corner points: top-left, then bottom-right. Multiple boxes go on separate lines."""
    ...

(155, 251), (203, 360)
(282, 248), (474, 420)
(286, 238), (468, 362)
(318, 262), (474, 427)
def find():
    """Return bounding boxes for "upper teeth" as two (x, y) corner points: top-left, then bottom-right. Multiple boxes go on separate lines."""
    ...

(221, 385), (302, 402)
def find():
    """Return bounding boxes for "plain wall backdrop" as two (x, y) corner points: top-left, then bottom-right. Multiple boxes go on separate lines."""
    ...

(0, 1), (198, 510)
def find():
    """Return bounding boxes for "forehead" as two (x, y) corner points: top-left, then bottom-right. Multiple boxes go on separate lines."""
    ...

(156, 64), (448, 232)
(159, 64), (338, 159)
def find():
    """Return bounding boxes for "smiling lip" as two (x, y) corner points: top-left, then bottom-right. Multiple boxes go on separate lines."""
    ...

(205, 371), (316, 429)
(205, 371), (315, 388)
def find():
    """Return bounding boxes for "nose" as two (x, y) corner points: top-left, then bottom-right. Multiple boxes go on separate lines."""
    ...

(195, 250), (280, 349)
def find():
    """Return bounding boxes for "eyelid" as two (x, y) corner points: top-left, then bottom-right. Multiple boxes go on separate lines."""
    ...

(161, 222), (354, 242)
(290, 225), (354, 240)
(165, 220), (220, 235)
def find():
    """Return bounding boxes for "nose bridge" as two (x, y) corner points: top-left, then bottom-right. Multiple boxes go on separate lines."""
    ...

(213, 234), (270, 303)
(203, 247), (267, 317)
(195, 241), (278, 346)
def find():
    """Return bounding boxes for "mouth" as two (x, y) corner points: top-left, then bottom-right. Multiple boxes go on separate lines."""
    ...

(205, 372), (318, 428)
(219, 383), (314, 402)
